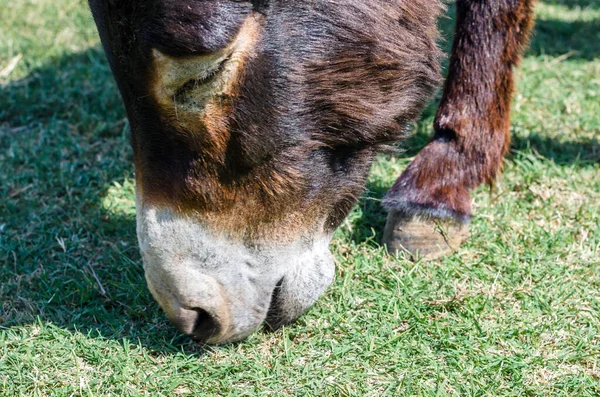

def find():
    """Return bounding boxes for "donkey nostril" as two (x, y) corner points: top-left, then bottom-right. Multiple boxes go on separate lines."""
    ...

(189, 308), (221, 342)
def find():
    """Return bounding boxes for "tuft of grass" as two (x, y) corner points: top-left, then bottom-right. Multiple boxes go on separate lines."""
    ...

(1, 0), (599, 395)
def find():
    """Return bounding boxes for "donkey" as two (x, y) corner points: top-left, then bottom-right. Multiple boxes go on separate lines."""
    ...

(89, 0), (535, 344)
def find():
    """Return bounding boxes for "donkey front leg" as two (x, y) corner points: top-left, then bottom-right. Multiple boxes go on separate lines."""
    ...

(383, 0), (536, 260)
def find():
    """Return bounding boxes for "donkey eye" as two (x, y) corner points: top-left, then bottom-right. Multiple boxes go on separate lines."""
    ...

(150, 14), (261, 114)
(172, 57), (230, 106)
(199, 57), (230, 85)
(177, 57), (229, 92)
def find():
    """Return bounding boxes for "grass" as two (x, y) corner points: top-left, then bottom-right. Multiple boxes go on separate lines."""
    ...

(1, 0), (599, 395)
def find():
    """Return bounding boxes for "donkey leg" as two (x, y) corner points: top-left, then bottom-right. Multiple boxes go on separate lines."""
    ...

(383, 0), (536, 260)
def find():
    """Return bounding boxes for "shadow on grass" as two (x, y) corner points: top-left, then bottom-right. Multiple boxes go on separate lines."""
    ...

(529, 18), (600, 60)
(543, 0), (600, 10)
(439, 1), (600, 61)
(0, 47), (208, 355)
(1, 2), (599, 351)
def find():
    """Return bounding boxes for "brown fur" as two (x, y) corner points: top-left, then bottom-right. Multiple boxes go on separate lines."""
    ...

(383, 0), (536, 222)
(89, 0), (536, 240)
(89, 0), (443, 240)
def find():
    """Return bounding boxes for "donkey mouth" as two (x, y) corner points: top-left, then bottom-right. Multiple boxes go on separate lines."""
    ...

(264, 277), (288, 331)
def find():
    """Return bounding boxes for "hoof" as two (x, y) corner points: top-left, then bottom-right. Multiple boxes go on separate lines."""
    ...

(383, 210), (470, 261)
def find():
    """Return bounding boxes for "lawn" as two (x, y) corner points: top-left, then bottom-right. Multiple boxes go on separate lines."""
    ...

(1, 0), (599, 395)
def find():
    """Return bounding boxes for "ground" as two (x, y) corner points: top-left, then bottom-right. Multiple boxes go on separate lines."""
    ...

(0, 0), (599, 395)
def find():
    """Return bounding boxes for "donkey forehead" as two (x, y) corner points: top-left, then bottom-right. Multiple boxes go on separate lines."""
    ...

(139, 1), (253, 56)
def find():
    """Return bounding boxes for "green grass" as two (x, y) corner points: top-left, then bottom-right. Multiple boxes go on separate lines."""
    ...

(1, 0), (599, 395)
